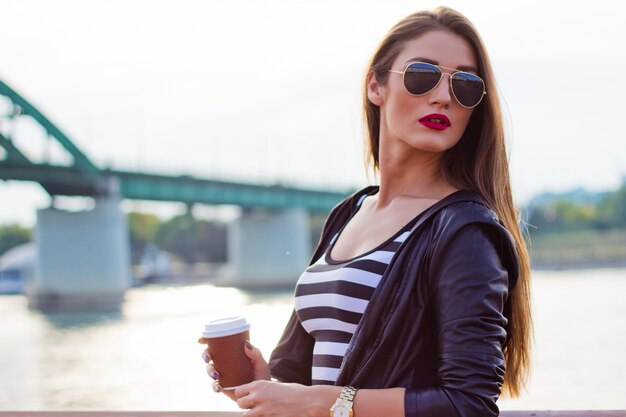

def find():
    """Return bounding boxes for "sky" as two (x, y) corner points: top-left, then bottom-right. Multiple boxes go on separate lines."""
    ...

(1, 0), (625, 226)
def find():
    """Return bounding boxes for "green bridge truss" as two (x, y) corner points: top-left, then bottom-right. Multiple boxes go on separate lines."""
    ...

(0, 79), (352, 213)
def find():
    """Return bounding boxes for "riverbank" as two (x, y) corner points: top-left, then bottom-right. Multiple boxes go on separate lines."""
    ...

(528, 229), (626, 270)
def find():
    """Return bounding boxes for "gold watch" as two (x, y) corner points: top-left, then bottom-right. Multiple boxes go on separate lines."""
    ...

(329, 385), (358, 417)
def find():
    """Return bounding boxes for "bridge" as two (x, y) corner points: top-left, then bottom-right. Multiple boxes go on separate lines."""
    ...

(0, 78), (353, 311)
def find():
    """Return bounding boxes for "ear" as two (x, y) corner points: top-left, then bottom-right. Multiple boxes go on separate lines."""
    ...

(366, 71), (384, 106)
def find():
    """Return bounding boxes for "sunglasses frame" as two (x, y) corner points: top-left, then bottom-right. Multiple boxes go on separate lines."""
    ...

(388, 61), (487, 109)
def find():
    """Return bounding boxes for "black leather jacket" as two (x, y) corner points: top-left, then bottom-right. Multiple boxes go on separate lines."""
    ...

(269, 186), (519, 417)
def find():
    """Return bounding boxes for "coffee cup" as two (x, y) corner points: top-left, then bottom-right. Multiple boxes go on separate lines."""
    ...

(199, 316), (255, 389)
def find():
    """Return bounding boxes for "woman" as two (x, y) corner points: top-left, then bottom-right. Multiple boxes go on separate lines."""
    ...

(201, 6), (532, 417)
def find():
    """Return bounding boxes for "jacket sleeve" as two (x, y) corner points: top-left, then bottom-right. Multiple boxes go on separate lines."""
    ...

(404, 224), (512, 417)
(268, 308), (314, 384)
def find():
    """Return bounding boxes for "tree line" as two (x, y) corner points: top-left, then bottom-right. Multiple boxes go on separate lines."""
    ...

(523, 182), (626, 234)
(129, 212), (228, 264)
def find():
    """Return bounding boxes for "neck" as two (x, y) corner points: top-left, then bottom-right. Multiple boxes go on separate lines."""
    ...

(375, 140), (456, 208)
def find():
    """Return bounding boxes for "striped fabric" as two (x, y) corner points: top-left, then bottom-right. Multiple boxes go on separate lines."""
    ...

(294, 196), (416, 385)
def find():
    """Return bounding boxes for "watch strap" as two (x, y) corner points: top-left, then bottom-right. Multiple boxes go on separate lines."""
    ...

(339, 385), (358, 403)
(329, 386), (358, 417)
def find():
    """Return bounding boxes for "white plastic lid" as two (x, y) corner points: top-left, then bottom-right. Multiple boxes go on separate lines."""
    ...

(202, 316), (250, 338)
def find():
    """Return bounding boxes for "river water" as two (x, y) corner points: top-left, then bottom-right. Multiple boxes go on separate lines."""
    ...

(1, 268), (625, 411)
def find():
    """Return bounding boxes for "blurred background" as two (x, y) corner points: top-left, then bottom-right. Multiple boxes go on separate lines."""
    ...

(1, 0), (625, 412)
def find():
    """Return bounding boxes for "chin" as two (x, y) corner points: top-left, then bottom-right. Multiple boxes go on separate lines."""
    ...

(412, 138), (458, 154)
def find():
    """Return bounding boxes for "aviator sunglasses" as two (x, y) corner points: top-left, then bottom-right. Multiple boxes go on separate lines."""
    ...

(388, 61), (486, 108)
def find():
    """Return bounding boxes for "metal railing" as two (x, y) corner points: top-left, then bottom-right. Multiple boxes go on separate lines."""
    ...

(2, 412), (625, 417)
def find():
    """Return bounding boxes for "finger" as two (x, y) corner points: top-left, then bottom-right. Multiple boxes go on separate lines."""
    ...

(244, 342), (271, 380)
(234, 383), (253, 399)
(244, 341), (260, 358)
(237, 394), (254, 410)
(211, 380), (222, 394)
(205, 364), (219, 380)
(244, 341), (268, 367)
(200, 349), (211, 363)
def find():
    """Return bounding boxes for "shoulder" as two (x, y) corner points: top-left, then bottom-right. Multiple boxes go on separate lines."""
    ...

(431, 191), (505, 235)
(428, 192), (519, 283)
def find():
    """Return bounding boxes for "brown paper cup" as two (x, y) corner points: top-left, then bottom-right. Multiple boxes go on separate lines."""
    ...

(200, 316), (255, 389)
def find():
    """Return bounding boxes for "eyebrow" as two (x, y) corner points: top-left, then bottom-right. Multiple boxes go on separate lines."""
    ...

(405, 57), (478, 73)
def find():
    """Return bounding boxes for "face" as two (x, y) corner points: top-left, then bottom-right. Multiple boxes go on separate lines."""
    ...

(368, 30), (479, 156)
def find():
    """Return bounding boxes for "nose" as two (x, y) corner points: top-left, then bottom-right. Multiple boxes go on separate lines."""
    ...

(428, 73), (452, 107)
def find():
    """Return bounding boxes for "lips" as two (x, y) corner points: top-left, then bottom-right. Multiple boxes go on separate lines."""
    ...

(419, 114), (451, 131)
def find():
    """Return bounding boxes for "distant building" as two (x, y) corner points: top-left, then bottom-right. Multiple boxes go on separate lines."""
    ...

(0, 242), (35, 294)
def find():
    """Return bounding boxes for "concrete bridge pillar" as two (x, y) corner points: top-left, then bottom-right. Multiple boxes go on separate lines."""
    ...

(226, 207), (311, 288)
(27, 196), (131, 311)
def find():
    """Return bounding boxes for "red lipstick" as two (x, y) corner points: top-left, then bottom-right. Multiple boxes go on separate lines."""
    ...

(419, 114), (451, 131)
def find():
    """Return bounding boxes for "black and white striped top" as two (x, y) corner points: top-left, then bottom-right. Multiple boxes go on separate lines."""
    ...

(294, 194), (418, 385)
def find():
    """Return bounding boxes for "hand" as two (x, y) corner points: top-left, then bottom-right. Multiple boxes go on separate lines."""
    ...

(234, 380), (330, 417)
(199, 339), (271, 401)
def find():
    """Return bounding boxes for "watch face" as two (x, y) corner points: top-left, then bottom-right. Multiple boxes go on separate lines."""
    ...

(332, 405), (350, 417)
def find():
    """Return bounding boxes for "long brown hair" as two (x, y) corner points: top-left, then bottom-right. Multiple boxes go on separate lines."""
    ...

(363, 7), (532, 397)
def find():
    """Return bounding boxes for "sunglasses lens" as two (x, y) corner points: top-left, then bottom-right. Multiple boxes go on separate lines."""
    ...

(451, 72), (484, 107)
(403, 63), (441, 95)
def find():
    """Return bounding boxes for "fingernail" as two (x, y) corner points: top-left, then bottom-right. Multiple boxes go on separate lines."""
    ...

(212, 384), (222, 393)
(245, 340), (253, 350)
(211, 371), (219, 380)
(202, 353), (209, 363)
